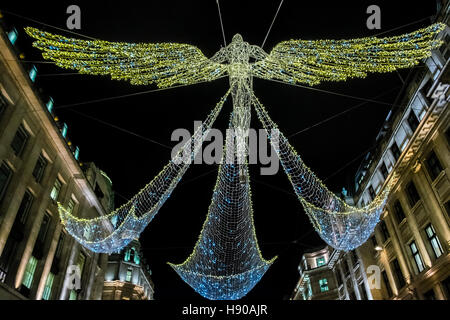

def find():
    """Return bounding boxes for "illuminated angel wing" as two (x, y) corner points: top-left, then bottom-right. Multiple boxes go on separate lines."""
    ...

(25, 27), (226, 88)
(252, 23), (446, 86)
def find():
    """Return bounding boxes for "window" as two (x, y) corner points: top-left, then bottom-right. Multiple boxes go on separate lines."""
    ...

(22, 256), (38, 289)
(74, 146), (80, 160)
(445, 200), (450, 219)
(379, 162), (389, 179)
(126, 267), (133, 282)
(381, 270), (392, 297)
(0, 162), (13, 202)
(407, 111), (420, 132)
(16, 190), (34, 225)
(393, 200), (406, 223)
(0, 237), (18, 283)
(37, 214), (50, 243)
(29, 65), (37, 82)
(46, 97), (54, 113)
(42, 273), (54, 300)
(0, 93), (7, 118)
(316, 257), (326, 267)
(409, 241), (425, 273)
(425, 224), (444, 259)
(368, 185), (376, 200)
(391, 258), (405, 289)
(32, 154), (47, 183)
(425, 150), (443, 181)
(406, 181), (420, 207)
(8, 28), (18, 45)
(319, 278), (329, 292)
(390, 142), (401, 161)
(69, 289), (78, 300)
(379, 220), (390, 242)
(61, 123), (68, 138)
(10, 124), (29, 157)
(67, 199), (75, 214)
(55, 234), (65, 260)
(50, 179), (62, 201)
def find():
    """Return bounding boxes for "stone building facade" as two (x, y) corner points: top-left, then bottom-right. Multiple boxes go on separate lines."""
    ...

(0, 19), (113, 300)
(291, 246), (372, 300)
(353, 4), (450, 300)
(103, 239), (154, 300)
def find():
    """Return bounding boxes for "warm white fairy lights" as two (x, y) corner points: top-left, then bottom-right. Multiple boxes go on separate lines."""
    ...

(26, 23), (445, 299)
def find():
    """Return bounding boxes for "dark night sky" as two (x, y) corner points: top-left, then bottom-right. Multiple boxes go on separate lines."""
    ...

(0, 0), (439, 300)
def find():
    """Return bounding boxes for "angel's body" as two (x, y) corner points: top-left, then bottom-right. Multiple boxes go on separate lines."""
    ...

(210, 34), (268, 167)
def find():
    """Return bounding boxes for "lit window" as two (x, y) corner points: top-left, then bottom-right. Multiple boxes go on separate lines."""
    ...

(61, 123), (68, 138)
(69, 290), (77, 300)
(42, 273), (54, 300)
(409, 241), (425, 273)
(126, 268), (132, 282)
(316, 257), (326, 267)
(319, 278), (329, 292)
(46, 97), (54, 113)
(10, 124), (29, 157)
(74, 146), (80, 160)
(29, 65), (37, 82)
(8, 28), (18, 45)
(67, 199), (75, 214)
(425, 224), (444, 259)
(50, 179), (62, 201)
(22, 256), (38, 289)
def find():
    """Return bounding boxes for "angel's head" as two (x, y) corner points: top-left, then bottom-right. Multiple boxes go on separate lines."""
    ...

(232, 34), (243, 43)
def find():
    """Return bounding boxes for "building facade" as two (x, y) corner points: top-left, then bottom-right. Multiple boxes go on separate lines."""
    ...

(353, 4), (450, 300)
(0, 20), (114, 300)
(291, 246), (372, 300)
(103, 239), (154, 300)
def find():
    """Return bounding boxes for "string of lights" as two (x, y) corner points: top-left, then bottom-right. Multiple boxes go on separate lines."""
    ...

(57, 89), (231, 253)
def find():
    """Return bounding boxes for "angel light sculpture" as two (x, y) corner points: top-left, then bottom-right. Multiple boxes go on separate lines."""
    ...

(25, 22), (445, 299)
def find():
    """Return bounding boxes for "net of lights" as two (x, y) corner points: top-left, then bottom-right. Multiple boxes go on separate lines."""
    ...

(26, 22), (445, 299)
(57, 89), (231, 254)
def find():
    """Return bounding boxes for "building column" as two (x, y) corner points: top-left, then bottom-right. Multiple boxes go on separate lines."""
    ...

(0, 124), (43, 255)
(14, 159), (61, 289)
(356, 253), (374, 300)
(414, 164), (450, 243)
(35, 224), (62, 300)
(59, 242), (79, 300)
(397, 192), (433, 268)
